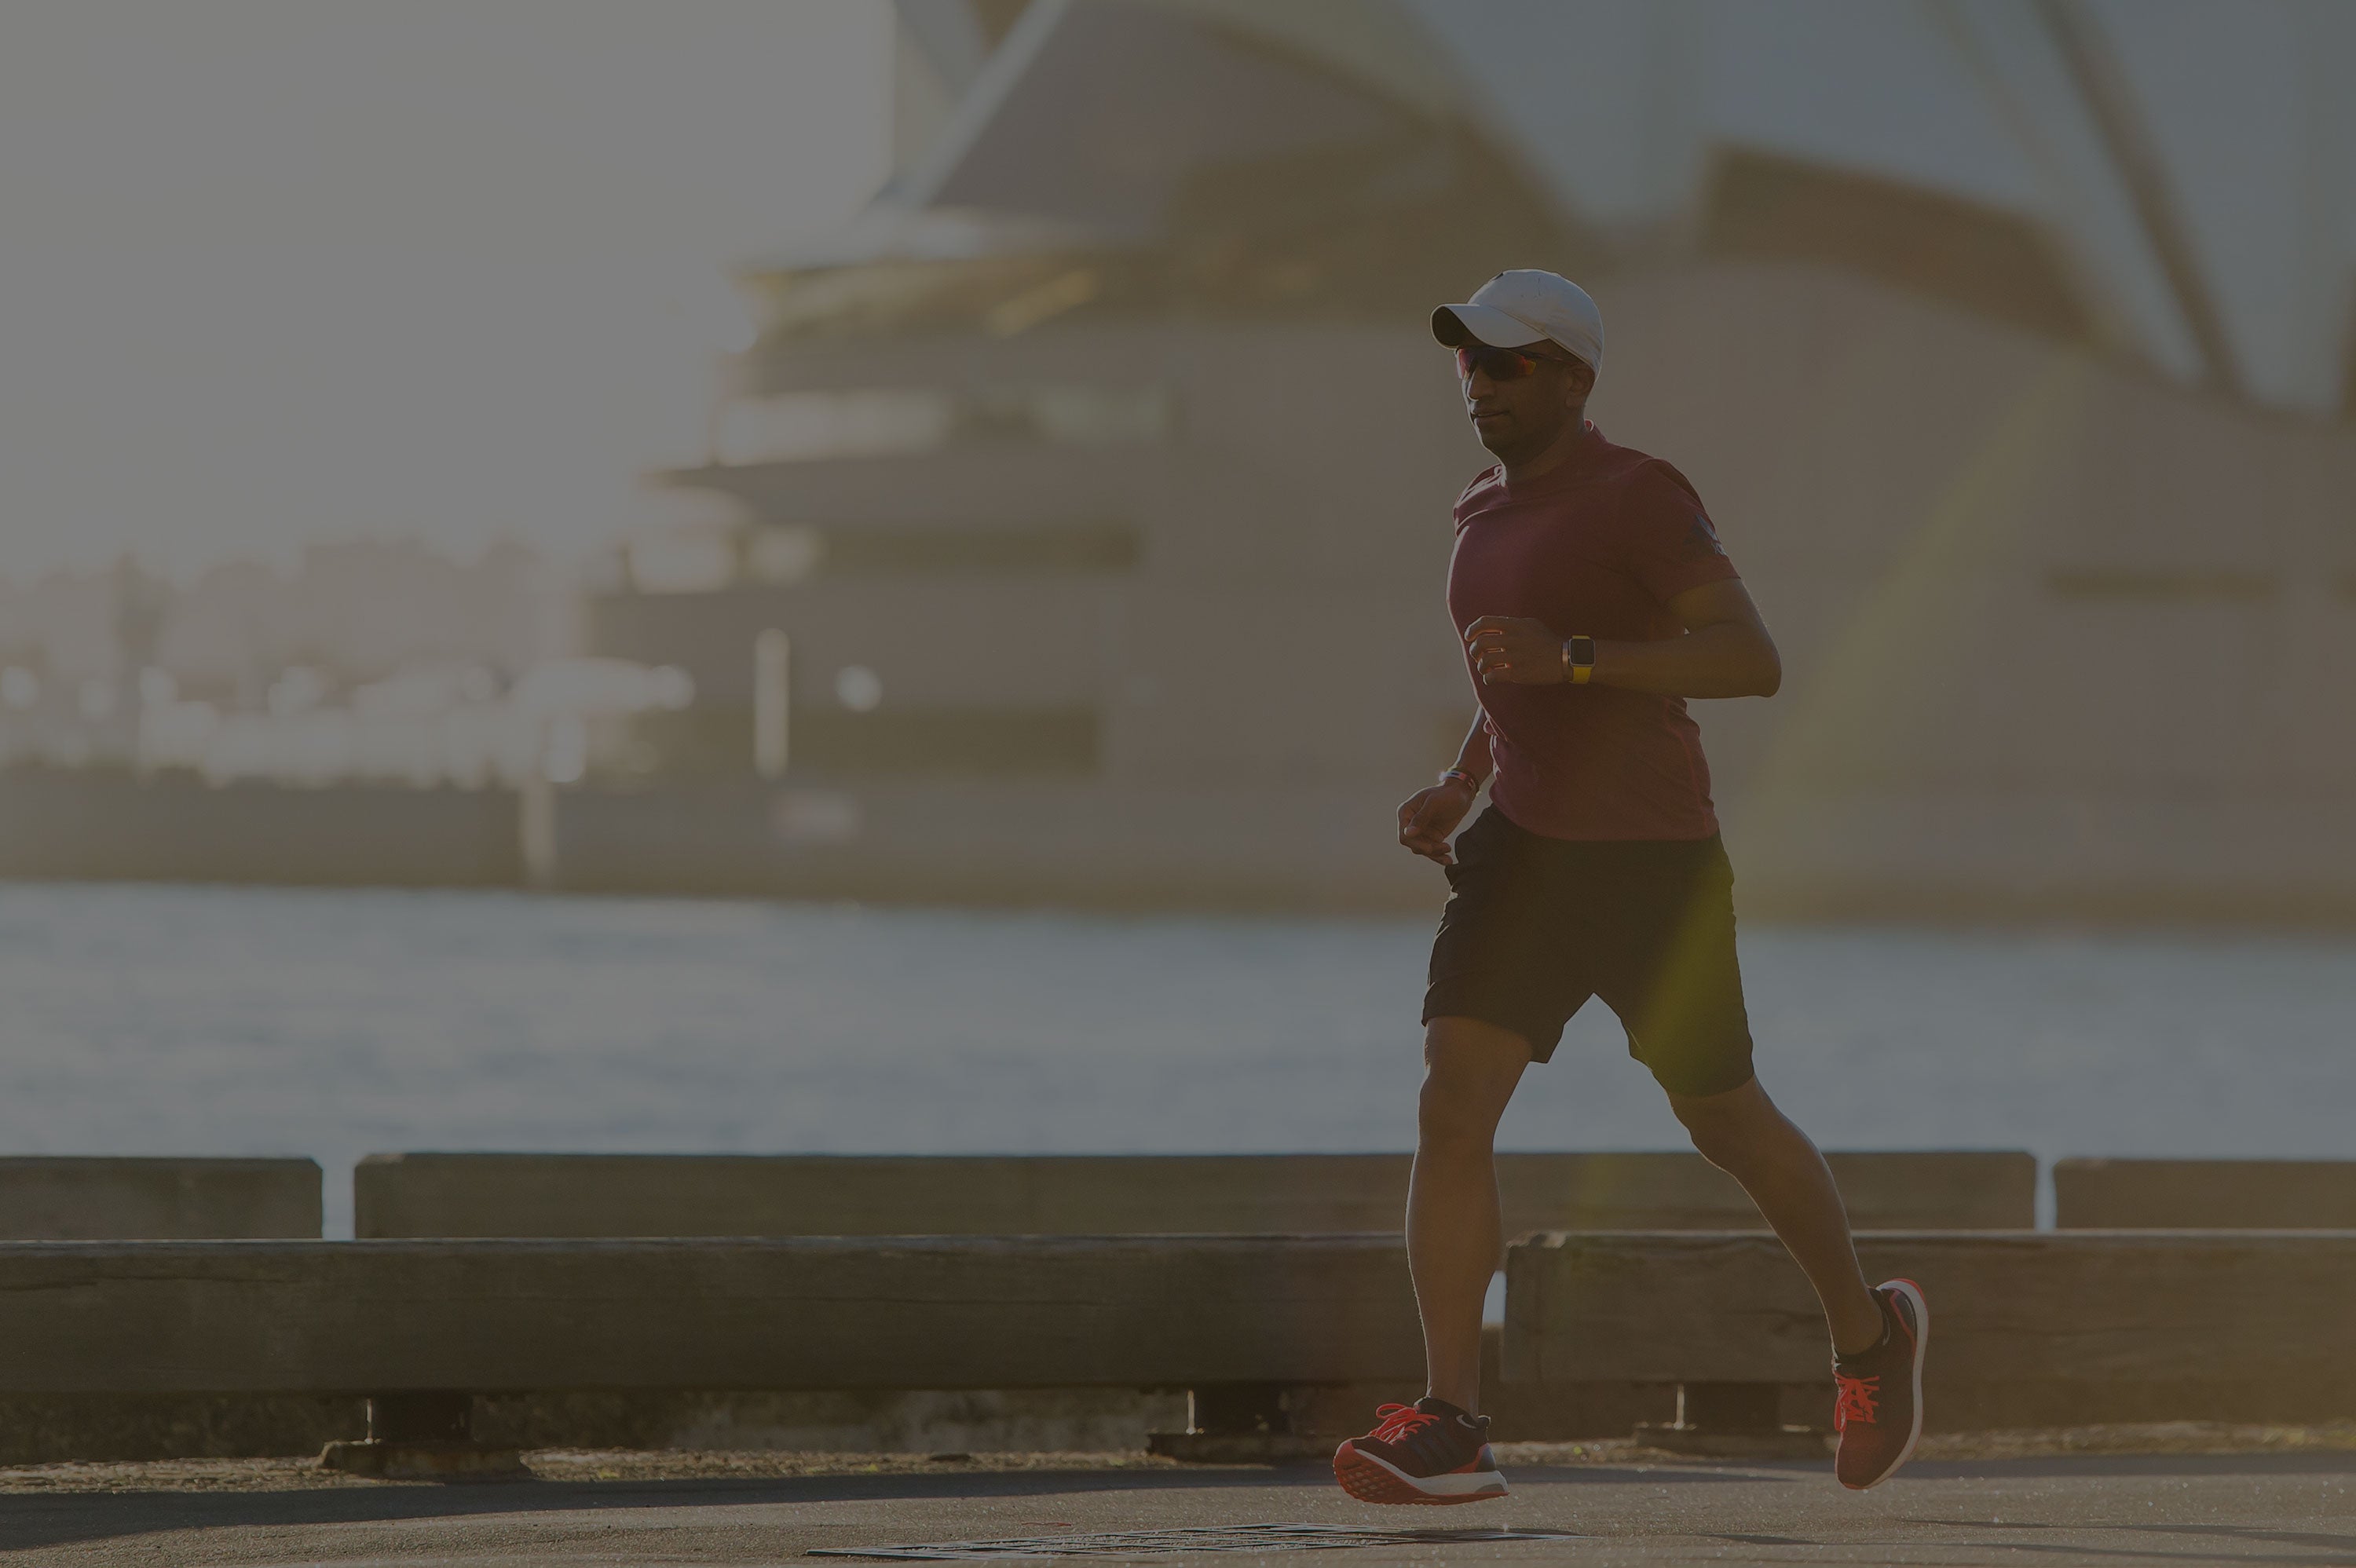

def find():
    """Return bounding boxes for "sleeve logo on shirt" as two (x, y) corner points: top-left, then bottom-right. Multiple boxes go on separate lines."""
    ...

(1686, 513), (1726, 558)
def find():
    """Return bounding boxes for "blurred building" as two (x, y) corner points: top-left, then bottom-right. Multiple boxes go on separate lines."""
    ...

(584, 0), (2356, 918)
(0, 540), (596, 788)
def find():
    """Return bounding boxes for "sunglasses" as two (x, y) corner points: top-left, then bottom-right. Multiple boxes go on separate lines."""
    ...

(1454, 344), (1572, 382)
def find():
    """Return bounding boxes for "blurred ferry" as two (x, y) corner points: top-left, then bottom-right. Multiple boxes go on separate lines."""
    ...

(576, 0), (2356, 919)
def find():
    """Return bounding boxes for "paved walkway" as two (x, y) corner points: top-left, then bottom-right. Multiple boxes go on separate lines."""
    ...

(0, 1449), (2347, 1565)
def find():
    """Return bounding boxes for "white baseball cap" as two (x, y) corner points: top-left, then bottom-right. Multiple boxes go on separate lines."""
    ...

(1432, 270), (1604, 372)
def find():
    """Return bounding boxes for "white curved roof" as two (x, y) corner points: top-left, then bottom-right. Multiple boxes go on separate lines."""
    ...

(874, 0), (2355, 415)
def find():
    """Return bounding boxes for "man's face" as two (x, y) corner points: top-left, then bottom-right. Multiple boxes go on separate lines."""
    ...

(1456, 343), (1592, 462)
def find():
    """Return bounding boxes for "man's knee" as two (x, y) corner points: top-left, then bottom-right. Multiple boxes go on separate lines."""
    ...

(1417, 1074), (1499, 1151)
(1418, 1018), (1529, 1150)
(1669, 1076), (1772, 1165)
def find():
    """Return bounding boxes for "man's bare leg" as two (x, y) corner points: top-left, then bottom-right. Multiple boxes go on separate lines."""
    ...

(1668, 1076), (1884, 1355)
(1410, 1016), (1531, 1413)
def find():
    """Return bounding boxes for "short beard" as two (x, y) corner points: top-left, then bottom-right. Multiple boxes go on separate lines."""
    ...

(1478, 405), (1578, 466)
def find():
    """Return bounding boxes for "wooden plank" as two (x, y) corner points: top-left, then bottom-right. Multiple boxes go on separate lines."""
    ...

(356, 1155), (1416, 1238)
(0, 1159), (320, 1240)
(2055, 1158), (2356, 1228)
(356, 1151), (2032, 1238)
(1499, 1151), (2032, 1234)
(0, 1236), (1421, 1396)
(1505, 1230), (2356, 1389)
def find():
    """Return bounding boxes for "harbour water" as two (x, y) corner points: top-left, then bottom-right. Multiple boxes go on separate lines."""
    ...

(1, 880), (2349, 1237)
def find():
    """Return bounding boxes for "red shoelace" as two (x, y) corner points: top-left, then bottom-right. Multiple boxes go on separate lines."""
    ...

(1368, 1403), (1443, 1445)
(1833, 1373), (1880, 1431)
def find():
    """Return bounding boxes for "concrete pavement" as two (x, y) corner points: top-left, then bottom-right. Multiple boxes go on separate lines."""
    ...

(0, 1446), (2347, 1566)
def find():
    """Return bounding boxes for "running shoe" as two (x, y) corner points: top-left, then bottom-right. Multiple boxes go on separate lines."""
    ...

(1333, 1397), (1508, 1505)
(1833, 1278), (1929, 1490)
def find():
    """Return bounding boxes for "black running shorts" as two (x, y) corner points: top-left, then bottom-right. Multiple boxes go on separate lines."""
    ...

(1421, 807), (1756, 1098)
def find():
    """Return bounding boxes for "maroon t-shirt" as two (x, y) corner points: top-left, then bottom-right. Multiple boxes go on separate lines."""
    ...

(1447, 422), (1740, 842)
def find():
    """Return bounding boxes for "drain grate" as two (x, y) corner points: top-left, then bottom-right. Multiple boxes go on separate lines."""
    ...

(810, 1523), (1581, 1559)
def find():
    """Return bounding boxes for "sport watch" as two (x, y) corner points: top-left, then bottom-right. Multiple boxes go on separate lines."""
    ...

(1564, 634), (1596, 685)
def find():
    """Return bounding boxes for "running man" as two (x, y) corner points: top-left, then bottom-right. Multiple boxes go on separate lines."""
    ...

(1332, 271), (1926, 1505)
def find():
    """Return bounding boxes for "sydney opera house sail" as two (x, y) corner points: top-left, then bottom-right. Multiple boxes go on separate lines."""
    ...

(585, 0), (2356, 918)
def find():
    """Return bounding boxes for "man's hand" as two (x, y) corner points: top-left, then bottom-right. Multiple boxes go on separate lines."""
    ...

(1464, 616), (1568, 685)
(1398, 779), (1476, 864)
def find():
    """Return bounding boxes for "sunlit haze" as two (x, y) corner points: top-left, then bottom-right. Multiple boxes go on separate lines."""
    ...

(0, 2), (891, 580)
(0, 0), (2345, 1521)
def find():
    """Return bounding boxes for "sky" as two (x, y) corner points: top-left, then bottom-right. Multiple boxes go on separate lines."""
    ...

(0, 2), (893, 580)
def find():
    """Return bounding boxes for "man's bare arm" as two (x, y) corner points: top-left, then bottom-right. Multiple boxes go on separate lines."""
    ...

(1444, 712), (1491, 783)
(1397, 713), (1491, 865)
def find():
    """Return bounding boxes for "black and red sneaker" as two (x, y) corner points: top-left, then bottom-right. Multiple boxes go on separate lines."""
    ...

(1833, 1278), (1929, 1490)
(1333, 1398), (1508, 1505)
